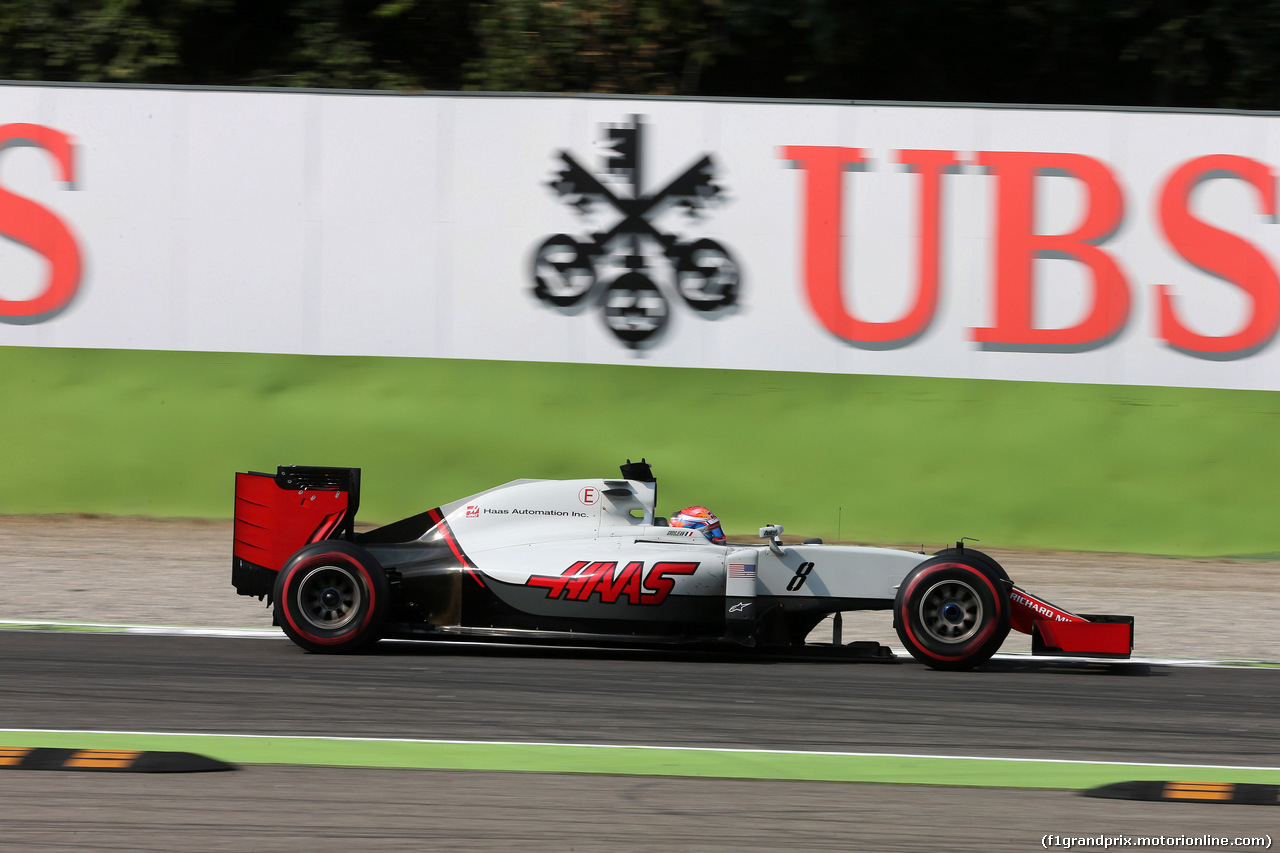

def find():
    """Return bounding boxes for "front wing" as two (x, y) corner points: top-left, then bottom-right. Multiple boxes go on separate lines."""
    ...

(1009, 586), (1134, 657)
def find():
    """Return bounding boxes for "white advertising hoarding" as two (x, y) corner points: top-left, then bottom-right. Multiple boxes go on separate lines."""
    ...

(2, 83), (1280, 390)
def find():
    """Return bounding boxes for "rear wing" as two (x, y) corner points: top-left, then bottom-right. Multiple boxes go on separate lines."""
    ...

(232, 466), (361, 599)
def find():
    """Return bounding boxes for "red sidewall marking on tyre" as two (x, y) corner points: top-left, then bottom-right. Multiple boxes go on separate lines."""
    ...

(900, 563), (1003, 663)
(281, 554), (378, 646)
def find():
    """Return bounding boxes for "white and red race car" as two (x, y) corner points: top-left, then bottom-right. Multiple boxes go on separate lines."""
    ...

(232, 460), (1133, 670)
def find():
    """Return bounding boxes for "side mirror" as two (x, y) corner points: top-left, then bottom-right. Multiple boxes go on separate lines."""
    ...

(759, 525), (786, 556)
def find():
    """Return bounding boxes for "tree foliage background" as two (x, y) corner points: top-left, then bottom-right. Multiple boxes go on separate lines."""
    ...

(1, 1), (1280, 108)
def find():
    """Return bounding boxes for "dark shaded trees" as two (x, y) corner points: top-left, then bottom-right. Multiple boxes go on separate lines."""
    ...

(0, 0), (476, 89)
(3, 0), (1280, 109)
(694, 0), (1280, 109)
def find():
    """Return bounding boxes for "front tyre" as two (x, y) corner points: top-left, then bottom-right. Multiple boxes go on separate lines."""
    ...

(274, 541), (389, 654)
(894, 557), (1010, 671)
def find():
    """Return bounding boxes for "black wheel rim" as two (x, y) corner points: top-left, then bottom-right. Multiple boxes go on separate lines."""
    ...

(296, 565), (362, 631)
(918, 579), (983, 644)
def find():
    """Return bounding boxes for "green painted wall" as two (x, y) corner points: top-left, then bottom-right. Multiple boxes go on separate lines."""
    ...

(3, 345), (1277, 556)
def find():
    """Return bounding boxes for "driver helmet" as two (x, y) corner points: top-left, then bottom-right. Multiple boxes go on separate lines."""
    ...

(670, 506), (726, 544)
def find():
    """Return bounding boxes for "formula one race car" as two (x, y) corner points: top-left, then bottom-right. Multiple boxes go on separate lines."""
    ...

(231, 461), (1134, 670)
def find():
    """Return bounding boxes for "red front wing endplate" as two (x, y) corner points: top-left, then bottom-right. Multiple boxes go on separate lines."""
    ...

(1009, 586), (1134, 658)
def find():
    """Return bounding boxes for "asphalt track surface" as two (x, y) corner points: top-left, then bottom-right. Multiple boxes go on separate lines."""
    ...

(2, 632), (1279, 851)
(5, 632), (1278, 760)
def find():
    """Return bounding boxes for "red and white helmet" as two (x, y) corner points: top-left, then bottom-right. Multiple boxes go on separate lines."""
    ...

(670, 506), (725, 544)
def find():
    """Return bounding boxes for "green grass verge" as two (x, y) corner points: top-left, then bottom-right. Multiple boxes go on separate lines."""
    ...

(4, 345), (1280, 555)
(4, 730), (1279, 789)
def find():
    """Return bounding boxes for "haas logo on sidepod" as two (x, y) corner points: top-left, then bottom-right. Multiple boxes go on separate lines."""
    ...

(531, 116), (740, 349)
(527, 560), (698, 606)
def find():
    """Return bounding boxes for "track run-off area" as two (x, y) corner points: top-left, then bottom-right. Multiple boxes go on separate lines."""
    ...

(0, 628), (1277, 851)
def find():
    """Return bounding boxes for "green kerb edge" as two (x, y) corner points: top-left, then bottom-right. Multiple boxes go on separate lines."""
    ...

(3, 731), (1279, 790)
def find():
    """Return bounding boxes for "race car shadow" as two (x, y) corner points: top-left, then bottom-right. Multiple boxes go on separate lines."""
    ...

(365, 639), (1155, 675)
(976, 658), (1156, 677)
(367, 637), (901, 666)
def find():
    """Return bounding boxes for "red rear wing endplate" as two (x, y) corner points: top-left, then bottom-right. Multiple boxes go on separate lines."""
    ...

(232, 467), (360, 597)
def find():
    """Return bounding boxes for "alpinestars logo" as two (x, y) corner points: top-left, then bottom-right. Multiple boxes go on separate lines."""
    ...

(531, 116), (740, 348)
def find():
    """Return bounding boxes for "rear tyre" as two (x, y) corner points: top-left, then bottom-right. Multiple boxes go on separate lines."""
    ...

(894, 557), (1010, 670)
(274, 541), (389, 654)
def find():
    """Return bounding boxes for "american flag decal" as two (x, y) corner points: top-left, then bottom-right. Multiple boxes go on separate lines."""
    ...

(729, 563), (755, 579)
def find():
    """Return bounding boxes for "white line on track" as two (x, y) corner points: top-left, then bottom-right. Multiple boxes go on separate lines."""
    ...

(0, 619), (280, 639)
(2, 727), (1279, 772)
(1, 619), (1275, 668)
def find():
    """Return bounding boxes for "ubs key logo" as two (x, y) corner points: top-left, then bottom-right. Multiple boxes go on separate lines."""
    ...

(531, 116), (740, 348)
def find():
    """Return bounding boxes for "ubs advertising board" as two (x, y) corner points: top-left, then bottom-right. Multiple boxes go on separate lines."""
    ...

(3, 83), (1280, 391)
